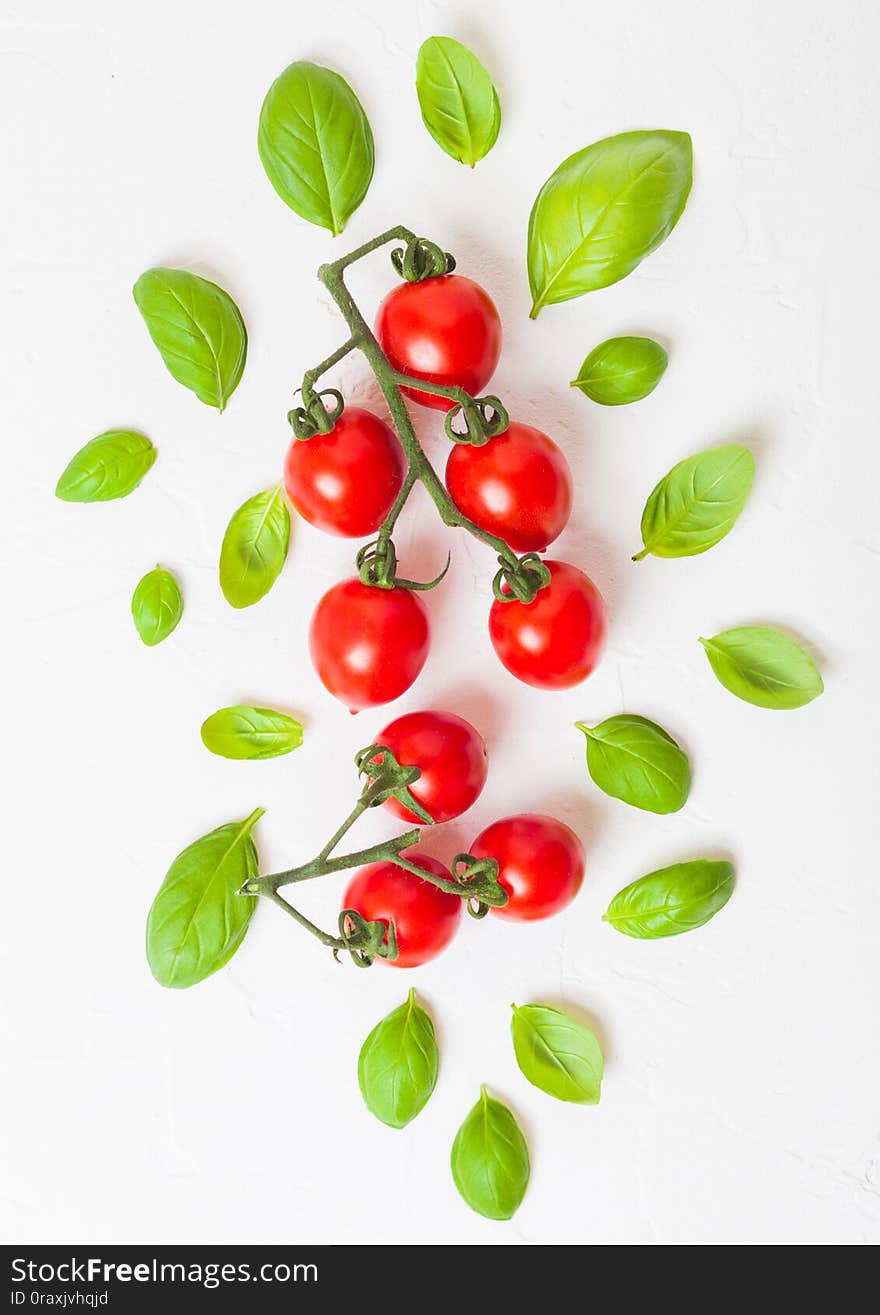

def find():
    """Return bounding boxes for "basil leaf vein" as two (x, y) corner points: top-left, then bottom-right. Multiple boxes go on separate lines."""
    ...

(700, 627), (824, 709)
(511, 1003), (603, 1104)
(576, 715), (690, 813)
(604, 859), (734, 939)
(131, 565), (183, 647)
(258, 61), (374, 234)
(146, 808), (263, 988)
(201, 706), (303, 760)
(358, 989), (439, 1129)
(133, 268), (247, 411)
(416, 36), (500, 167)
(55, 430), (156, 503)
(219, 486), (290, 609)
(450, 1087), (529, 1221)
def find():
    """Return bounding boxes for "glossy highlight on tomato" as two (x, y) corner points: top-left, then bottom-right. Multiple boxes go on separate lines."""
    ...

(489, 560), (607, 689)
(342, 853), (462, 967)
(309, 579), (429, 711)
(469, 814), (585, 921)
(283, 407), (405, 537)
(375, 274), (502, 410)
(373, 710), (488, 824)
(445, 422), (573, 553)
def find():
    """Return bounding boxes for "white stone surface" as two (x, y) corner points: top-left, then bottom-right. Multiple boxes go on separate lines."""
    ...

(3, 0), (879, 1246)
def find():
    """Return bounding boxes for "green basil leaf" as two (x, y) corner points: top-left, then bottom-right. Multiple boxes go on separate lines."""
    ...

(357, 989), (439, 1129)
(146, 808), (263, 988)
(604, 859), (734, 939)
(131, 565), (183, 647)
(201, 706), (303, 760)
(576, 715), (690, 814)
(416, 36), (500, 167)
(258, 61), (374, 235)
(219, 486), (290, 609)
(700, 627), (824, 710)
(55, 430), (156, 503)
(571, 336), (668, 406)
(527, 129), (692, 317)
(133, 267), (247, 412)
(635, 443), (754, 560)
(450, 1087), (529, 1221)
(510, 1003), (603, 1104)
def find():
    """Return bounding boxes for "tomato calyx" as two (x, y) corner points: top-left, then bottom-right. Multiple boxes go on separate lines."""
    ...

(451, 853), (509, 918)
(336, 908), (399, 968)
(492, 551), (552, 604)
(288, 386), (345, 439)
(354, 741), (435, 825)
(390, 236), (456, 283)
(356, 535), (451, 592)
(444, 394), (509, 447)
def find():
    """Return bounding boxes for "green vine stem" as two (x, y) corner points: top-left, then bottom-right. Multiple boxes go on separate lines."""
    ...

(295, 225), (549, 601)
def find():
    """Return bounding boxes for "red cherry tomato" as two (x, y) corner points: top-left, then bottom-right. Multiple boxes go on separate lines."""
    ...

(469, 814), (585, 921)
(489, 560), (607, 689)
(375, 275), (502, 411)
(445, 422), (573, 553)
(310, 580), (430, 711)
(373, 710), (488, 825)
(342, 853), (462, 967)
(283, 407), (405, 538)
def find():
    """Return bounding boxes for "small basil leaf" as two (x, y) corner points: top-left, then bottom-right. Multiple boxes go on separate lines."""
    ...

(219, 486), (290, 609)
(528, 129), (692, 317)
(576, 715), (690, 814)
(55, 430), (156, 503)
(700, 627), (824, 710)
(635, 443), (754, 560)
(133, 268), (247, 411)
(604, 859), (734, 939)
(131, 566), (183, 647)
(571, 336), (668, 406)
(201, 706), (303, 760)
(450, 1087), (529, 1221)
(511, 1003), (603, 1104)
(146, 808), (263, 988)
(258, 61), (374, 235)
(358, 989), (439, 1129)
(416, 36), (500, 167)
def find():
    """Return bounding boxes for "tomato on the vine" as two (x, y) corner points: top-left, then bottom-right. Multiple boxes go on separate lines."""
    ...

(283, 407), (405, 537)
(489, 560), (607, 689)
(468, 814), (585, 921)
(310, 579), (429, 711)
(342, 853), (462, 967)
(373, 710), (488, 824)
(445, 422), (573, 553)
(375, 274), (502, 411)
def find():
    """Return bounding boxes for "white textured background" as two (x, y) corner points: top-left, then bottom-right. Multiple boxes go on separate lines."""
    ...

(3, 0), (879, 1246)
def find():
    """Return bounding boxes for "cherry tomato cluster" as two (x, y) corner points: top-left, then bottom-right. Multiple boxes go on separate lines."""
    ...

(340, 709), (585, 967)
(284, 263), (608, 712)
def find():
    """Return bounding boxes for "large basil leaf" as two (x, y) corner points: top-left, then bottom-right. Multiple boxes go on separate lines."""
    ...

(635, 444), (754, 560)
(576, 715), (690, 814)
(511, 1004), (603, 1104)
(146, 809), (263, 988)
(450, 1088), (529, 1221)
(416, 36), (500, 167)
(700, 627), (824, 709)
(527, 129), (692, 317)
(201, 705), (303, 760)
(571, 336), (668, 406)
(55, 430), (156, 503)
(131, 566), (183, 647)
(219, 486), (290, 609)
(358, 989), (439, 1129)
(604, 859), (734, 939)
(133, 268), (247, 411)
(258, 61), (374, 235)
